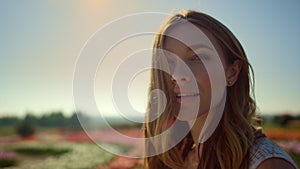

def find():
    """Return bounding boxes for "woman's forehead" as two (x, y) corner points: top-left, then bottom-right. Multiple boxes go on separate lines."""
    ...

(163, 20), (214, 50)
(163, 36), (213, 53)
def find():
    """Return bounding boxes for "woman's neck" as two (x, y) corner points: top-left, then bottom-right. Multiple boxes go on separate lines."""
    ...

(188, 112), (208, 145)
(184, 113), (208, 167)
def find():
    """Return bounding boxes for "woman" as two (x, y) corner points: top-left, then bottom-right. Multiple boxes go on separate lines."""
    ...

(143, 10), (297, 169)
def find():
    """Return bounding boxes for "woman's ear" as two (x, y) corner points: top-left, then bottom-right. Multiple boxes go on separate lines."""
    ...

(226, 60), (241, 86)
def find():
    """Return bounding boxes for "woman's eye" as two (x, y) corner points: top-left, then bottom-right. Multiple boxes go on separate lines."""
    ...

(191, 55), (202, 61)
(192, 54), (209, 61)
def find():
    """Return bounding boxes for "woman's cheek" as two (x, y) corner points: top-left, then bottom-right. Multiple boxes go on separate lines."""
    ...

(192, 67), (210, 86)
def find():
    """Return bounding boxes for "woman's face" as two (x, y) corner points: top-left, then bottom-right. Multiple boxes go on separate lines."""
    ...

(162, 21), (228, 120)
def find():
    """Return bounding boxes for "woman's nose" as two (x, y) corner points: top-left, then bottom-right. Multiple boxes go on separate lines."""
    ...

(171, 63), (191, 83)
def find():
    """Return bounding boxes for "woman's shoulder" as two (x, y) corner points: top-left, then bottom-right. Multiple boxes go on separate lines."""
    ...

(256, 158), (296, 169)
(249, 129), (298, 169)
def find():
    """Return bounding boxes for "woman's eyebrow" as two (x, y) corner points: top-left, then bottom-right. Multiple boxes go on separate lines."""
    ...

(189, 44), (213, 50)
(186, 44), (213, 54)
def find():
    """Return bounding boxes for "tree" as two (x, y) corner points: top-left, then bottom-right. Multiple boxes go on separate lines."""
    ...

(273, 113), (294, 126)
(24, 113), (38, 126)
(16, 122), (35, 137)
(0, 116), (20, 126)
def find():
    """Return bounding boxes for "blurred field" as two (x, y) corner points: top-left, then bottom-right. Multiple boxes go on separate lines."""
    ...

(0, 113), (299, 168)
(0, 127), (143, 169)
(0, 126), (299, 168)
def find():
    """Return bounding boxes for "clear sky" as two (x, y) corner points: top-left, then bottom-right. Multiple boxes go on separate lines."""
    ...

(0, 0), (300, 117)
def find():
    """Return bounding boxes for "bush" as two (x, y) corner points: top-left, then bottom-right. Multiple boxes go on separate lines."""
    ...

(273, 114), (294, 126)
(0, 158), (17, 168)
(16, 122), (35, 137)
(14, 147), (70, 156)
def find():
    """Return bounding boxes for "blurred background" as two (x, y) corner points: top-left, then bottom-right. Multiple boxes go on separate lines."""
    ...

(0, 0), (299, 168)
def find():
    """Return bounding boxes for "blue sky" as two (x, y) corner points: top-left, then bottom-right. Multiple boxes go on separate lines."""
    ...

(0, 0), (300, 117)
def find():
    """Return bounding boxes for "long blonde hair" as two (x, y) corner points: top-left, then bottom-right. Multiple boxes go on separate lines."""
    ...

(144, 10), (258, 169)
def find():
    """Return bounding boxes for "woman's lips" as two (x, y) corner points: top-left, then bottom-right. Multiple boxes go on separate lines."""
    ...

(176, 93), (200, 103)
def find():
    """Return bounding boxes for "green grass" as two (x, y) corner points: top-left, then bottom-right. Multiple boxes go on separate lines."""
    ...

(0, 126), (16, 136)
(14, 147), (70, 156)
(262, 123), (300, 130)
